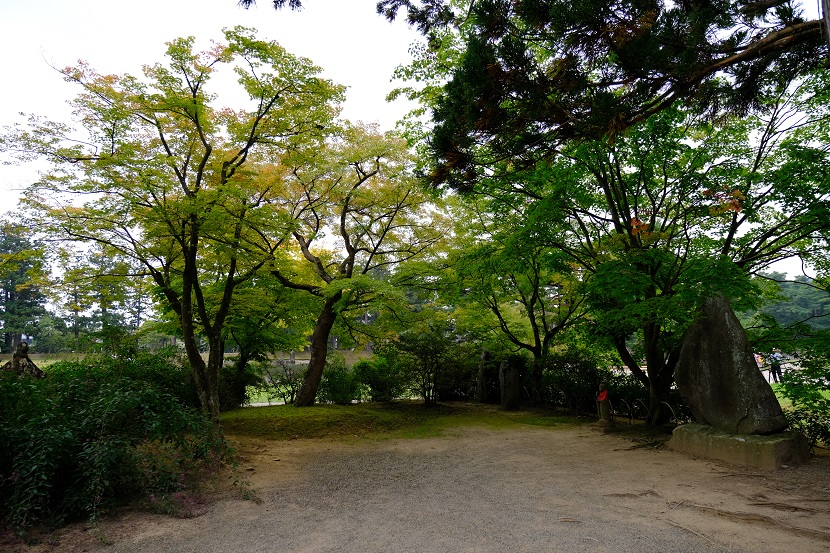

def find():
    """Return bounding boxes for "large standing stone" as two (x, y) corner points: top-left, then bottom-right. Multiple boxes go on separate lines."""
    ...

(499, 359), (522, 411)
(675, 295), (787, 435)
(475, 348), (492, 403)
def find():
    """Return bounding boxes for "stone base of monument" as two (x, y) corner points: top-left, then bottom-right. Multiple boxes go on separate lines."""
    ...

(669, 423), (810, 470)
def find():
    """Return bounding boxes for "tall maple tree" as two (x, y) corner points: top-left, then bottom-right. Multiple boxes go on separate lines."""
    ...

(484, 76), (830, 424)
(262, 123), (449, 406)
(2, 27), (343, 419)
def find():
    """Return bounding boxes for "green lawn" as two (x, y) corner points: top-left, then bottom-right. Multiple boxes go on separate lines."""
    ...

(220, 401), (590, 442)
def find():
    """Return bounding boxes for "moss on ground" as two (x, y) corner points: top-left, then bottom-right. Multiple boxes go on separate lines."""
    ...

(219, 401), (594, 442)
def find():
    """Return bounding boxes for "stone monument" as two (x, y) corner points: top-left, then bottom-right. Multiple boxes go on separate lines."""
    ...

(596, 383), (615, 428)
(499, 358), (522, 411)
(670, 296), (808, 469)
(1, 342), (46, 378)
(475, 347), (492, 403)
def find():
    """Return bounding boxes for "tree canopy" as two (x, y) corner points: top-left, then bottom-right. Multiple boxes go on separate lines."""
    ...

(264, 123), (450, 405)
(247, 1), (828, 187)
(422, 0), (827, 186)
(2, 27), (344, 418)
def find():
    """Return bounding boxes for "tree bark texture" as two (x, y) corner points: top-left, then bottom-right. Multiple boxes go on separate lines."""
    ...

(295, 294), (341, 407)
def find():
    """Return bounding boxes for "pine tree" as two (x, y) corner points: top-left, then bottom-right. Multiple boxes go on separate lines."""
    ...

(0, 222), (47, 353)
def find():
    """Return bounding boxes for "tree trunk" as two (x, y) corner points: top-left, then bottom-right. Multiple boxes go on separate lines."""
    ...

(645, 371), (673, 427)
(295, 293), (341, 407)
(178, 283), (223, 422)
(204, 334), (224, 418)
(229, 350), (253, 409)
(530, 354), (545, 406)
(183, 336), (222, 422)
(613, 331), (678, 427)
(643, 328), (680, 427)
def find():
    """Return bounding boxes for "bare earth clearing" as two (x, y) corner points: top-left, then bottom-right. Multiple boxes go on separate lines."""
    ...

(8, 408), (830, 553)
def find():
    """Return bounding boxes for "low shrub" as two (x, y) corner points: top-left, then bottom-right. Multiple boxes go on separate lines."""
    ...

(537, 349), (691, 423)
(784, 407), (830, 452)
(540, 350), (615, 415)
(605, 371), (650, 420)
(376, 324), (481, 404)
(352, 357), (407, 402)
(317, 353), (361, 404)
(219, 356), (267, 410)
(0, 351), (222, 532)
(256, 358), (305, 405)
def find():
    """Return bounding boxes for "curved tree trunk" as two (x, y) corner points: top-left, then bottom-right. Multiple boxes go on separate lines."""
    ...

(295, 293), (341, 407)
(643, 333), (681, 427)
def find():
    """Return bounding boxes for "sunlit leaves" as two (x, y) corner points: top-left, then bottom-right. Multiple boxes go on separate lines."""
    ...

(0, 27), (351, 416)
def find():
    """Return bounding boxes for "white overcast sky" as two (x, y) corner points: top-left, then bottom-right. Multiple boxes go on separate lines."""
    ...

(0, 1), (820, 279)
(0, 0), (422, 208)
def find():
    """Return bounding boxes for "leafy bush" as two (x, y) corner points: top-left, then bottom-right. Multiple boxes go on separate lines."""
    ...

(256, 358), (306, 405)
(219, 356), (267, 410)
(537, 346), (691, 423)
(377, 323), (480, 404)
(47, 345), (199, 409)
(540, 350), (615, 415)
(434, 344), (479, 402)
(352, 357), (407, 402)
(317, 353), (360, 404)
(777, 345), (830, 450)
(783, 406), (830, 452)
(604, 371), (651, 420)
(0, 351), (222, 531)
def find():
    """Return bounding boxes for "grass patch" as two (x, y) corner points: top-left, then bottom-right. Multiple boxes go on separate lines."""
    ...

(220, 401), (590, 442)
(510, 414), (590, 427)
(244, 386), (279, 405)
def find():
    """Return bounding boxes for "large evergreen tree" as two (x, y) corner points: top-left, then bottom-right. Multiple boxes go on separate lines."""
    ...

(416, 0), (828, 186)
(250, 1), (827, 186)
(0, 221), (47, 353)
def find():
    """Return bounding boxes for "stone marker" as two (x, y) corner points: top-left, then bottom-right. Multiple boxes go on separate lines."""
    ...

(499, 359), (522, 411)
(1, 342), (46, 378)
(675, 295), (787, 435)
(596, 383), (614, 428)
(475, 347), (492, 403)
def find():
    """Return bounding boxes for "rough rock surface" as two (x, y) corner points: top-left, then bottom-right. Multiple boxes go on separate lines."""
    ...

(675, 295), (787, 435)
(0, 342), (45, 378)
(499, 359), (522, 411)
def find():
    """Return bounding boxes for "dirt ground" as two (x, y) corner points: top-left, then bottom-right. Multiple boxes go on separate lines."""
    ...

(6, 414), (830, 553)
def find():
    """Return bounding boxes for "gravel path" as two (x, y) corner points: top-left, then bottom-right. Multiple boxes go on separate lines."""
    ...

(11, 421), (830, 553)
